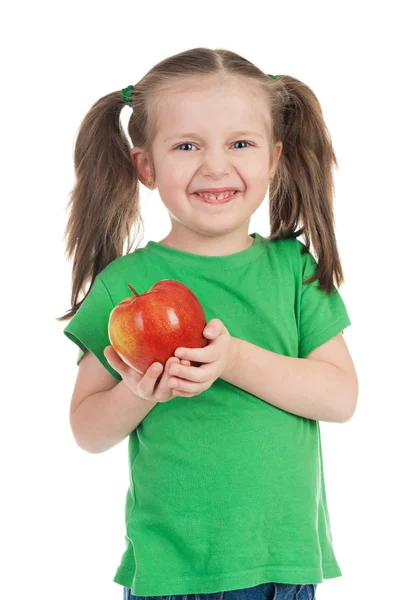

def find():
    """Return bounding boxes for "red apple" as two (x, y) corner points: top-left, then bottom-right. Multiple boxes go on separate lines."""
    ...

(108, 279), (208, 374)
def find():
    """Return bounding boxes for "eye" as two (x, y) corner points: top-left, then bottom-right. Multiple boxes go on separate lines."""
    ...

(174, 140), (253, 151)
(175, 142), (196, 151)
(232, 140), (252, 149)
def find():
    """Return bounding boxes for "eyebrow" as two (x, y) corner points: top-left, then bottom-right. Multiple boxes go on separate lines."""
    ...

(164, 131), (264, 142)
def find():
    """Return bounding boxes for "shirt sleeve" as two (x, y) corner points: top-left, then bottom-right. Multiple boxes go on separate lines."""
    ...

(63, 276), (122, 381)
(297, 243), (352, 359)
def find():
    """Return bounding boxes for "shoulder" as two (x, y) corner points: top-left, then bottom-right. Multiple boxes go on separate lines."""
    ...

(264, 234), (308, 262)
(263, 235), (319, 288)
(95, 249), (145, 286)
(92, 247), (153, 304)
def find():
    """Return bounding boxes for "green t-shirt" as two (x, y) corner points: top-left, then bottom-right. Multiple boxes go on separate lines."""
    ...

(63, 231), (351, 596)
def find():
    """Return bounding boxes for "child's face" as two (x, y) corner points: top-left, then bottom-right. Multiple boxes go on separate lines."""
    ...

(134, 76), (282, 242)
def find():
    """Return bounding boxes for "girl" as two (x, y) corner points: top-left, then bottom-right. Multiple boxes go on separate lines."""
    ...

(58, 47), (358, 600)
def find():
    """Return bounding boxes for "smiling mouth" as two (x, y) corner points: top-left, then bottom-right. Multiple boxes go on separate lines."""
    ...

(192, 191), (239, 204)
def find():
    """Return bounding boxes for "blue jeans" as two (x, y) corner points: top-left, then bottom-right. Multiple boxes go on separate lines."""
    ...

(123, 581), (317, 600)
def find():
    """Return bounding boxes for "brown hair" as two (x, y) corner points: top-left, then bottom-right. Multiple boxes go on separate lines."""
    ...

(57, 47), (344, 322)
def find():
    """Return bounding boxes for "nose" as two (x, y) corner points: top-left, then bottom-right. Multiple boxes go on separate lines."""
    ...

(199, 147), (232, 179)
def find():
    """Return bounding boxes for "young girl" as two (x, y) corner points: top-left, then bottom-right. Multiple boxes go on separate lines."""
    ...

(58, 47), (358, 600)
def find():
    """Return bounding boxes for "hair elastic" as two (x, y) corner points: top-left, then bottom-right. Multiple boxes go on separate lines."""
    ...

(121, 85), (134, 107)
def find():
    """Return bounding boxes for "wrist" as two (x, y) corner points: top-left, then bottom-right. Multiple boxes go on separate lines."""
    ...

(223, 336), (240, 379)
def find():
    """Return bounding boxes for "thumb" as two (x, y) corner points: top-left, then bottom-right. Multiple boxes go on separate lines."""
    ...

(204, 321), (220, 338)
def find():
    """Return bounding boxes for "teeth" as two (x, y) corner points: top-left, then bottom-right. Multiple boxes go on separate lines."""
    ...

(196, 191), (237, 201)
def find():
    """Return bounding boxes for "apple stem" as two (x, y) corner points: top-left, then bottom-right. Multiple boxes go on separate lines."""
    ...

(128, 284), (139, 297)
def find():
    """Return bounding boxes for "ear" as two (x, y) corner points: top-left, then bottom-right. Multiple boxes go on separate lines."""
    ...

(276, 140), (283, 161)
(130, 147), (154, 187)
(269, 141), (283, 178)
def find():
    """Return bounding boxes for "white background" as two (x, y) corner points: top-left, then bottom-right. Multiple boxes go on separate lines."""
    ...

(2, 1), (410, 599)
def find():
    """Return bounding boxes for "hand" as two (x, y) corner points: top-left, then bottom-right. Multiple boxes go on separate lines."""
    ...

(168, 318), (238, 397)
(103, 346), (192, 403)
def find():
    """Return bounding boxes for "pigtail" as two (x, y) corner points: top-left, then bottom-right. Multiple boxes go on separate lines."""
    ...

(268, 75), (344, 295)
(57, 89), (143, 321)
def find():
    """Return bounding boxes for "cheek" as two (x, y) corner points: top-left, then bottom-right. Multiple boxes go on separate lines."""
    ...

(160, 196), (182, 219)
(247, 165), (269, 185)
(157, 189), (191, 221)
(157, 165), (192, 196)
(247, 171), (271, 198)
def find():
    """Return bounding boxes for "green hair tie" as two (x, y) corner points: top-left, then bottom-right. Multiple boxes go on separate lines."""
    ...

(121, 85), (134, 107)
(267, 73), (281, 91)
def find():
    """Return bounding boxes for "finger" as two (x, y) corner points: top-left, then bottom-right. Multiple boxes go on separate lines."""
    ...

(138, 360), (165, 399)
(103, 346), (115, 361)
(153, 356), (180, 399)
(174, 344), (216, 363)
(170, 359), (197, 398)
(169, 361), (210, 384)
(203, 319), (224, 339)
(104, 346), (126, 365)
(169, 376), (207, 395)
(104, 346), (130, 375)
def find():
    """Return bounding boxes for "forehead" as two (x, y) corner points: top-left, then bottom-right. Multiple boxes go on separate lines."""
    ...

(154, 76), (270, 139)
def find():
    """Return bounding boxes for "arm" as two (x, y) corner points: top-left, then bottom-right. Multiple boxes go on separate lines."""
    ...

(221, 336), (357, 423)
(70, 380), (158, 454)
